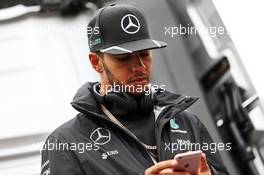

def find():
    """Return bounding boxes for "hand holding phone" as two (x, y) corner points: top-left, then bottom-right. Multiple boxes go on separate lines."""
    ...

(174, 150), (202, 175)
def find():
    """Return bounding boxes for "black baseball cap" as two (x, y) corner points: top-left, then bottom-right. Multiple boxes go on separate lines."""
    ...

(87, 4), (167, 54)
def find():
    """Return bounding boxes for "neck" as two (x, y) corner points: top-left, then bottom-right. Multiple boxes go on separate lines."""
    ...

(98, 77), (109, 95)
(99, 83), (107, 95)
(99, 80), (114, 95)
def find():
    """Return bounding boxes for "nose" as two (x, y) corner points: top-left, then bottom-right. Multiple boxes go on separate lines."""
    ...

(137, 54), (146, 68)
(132, 53), (146, 71)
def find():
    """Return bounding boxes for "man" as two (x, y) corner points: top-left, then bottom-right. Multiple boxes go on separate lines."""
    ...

(41, 4), (229, 175)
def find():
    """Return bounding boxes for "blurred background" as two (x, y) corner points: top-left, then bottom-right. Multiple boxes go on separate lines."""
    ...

(0, 0), (264, 174)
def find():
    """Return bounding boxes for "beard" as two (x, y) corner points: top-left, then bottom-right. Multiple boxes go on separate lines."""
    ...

(101, 60), (149, 96)
(101, 60), (122, 86)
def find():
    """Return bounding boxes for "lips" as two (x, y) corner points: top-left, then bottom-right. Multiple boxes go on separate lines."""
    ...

(129, 76), (149, 83)
(131, 77), (147, 82)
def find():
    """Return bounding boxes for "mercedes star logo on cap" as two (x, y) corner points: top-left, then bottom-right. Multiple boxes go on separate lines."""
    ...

(121, 14), (140, 34)
(87, 4), (167, 54)
(90, 128), (111, 145)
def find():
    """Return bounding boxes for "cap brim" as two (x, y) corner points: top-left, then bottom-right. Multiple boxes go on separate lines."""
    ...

(100, 39), (167, 54)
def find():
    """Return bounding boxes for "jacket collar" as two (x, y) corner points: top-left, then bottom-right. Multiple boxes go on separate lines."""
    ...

(71, 82), (198, 119)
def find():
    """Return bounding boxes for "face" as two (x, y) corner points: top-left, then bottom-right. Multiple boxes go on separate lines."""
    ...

(90, 50), (152, 96)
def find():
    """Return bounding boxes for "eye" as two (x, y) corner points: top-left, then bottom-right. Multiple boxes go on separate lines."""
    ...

(138, 50), (150, 57)
(115, 54), (130, 62)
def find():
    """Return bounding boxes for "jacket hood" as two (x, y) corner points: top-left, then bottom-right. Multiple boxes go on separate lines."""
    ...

(71, 82), (102, 115)
(71, 82), (198, 115)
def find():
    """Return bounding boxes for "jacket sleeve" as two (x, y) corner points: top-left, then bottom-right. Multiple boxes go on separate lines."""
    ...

(40, 135), (85, 175)
(190, 113), (230, 175)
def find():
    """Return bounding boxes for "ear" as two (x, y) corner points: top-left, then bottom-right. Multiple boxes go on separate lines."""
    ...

(89, 52), (103, 73)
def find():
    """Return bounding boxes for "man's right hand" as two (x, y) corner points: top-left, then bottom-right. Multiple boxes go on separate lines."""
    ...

(144, 159), (191, 175)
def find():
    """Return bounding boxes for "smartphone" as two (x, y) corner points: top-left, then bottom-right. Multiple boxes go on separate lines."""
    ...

(173, 150), (202, 175)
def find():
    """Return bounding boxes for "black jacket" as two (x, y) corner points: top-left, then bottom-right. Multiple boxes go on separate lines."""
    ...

(41, 82), (229, 175)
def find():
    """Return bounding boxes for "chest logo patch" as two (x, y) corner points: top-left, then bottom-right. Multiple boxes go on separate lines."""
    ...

(170, 118), (179, 129)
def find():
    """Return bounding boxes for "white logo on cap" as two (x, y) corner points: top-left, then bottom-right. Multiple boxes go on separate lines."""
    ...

(121, 14), (140, 34)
